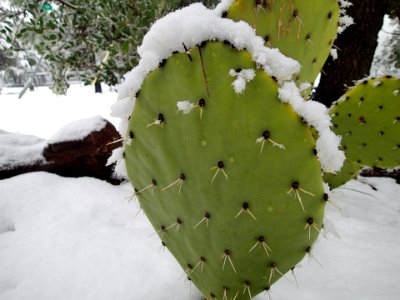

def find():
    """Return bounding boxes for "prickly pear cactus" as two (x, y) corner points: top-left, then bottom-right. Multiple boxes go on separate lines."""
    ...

(124, 41), (326, 299)
(226, 0), (340, 85)
(326, 77), (400, 188)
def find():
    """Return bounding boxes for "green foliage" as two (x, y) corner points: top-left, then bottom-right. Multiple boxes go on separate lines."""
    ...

(0, 0), (219, 93)
(125, 41), (326, 299)
(326, 77), (400, 188)
(0, 49), (16, 71)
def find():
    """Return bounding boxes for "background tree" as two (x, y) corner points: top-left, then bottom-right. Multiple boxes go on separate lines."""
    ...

(0, 46), (42, 90)
(1, 0), (399, 99)
(0, 49), (16, 71)
(371, 17), (400, 78)
(313, 0), (400, 106)
(0, 0), (219, 94)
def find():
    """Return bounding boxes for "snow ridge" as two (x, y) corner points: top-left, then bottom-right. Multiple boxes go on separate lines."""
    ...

(48, 116), (107, 144)
(117, 3), (299, 103)
(0, 131), (46, 169)
(213, 0), (234, 16)
(278, 82), (345, 173)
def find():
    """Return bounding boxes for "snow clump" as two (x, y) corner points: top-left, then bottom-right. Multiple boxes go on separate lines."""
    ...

(330, 48), (338, 60)
(338, 0), (354, 34)
(229, 68), (256, 94)
(177, 100), (197, 114)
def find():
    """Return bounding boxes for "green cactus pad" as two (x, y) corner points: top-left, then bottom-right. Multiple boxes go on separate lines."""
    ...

(324, 159), (361, 189)
(125, 42), (325, 299)
(226, 0), (339, 85)
(327, 77), (400, 188)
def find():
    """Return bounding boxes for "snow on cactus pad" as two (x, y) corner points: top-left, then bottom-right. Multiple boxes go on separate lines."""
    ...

(326, 77), (400, 188)
(226, 0), (339, 86)
(124, 41), (326, 299)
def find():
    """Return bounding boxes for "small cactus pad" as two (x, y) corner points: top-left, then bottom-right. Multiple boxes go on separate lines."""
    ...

(324, 159), (361, 189)
(125, 41), (325, 299)
(327, 77), (400, 188)
(226, 0), (339, 85)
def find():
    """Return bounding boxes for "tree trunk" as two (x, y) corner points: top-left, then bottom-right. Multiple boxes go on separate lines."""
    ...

(95, 81), (102, 93)
(18, 55), (43, 99)
(312, 0), (389, 106)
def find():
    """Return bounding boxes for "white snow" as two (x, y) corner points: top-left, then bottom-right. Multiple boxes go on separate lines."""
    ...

(138, 4), (299, 82)
(106, 147), (127, 178)
(114, 155), (127, 178)
(110, 96), (136, 122)
(213, 0), (234, 16)
(339, 0), (353, 8)
(0, 172), (399, 300)
(338, 15), (355, 34)
(0, 84), (119, 139)
(278, 81), (345, 173)
(47, 116), (107, 144)
(0, 131), (46, 169)
(229, 68), (256, 94)
(177, 100), (196, 114)
(0, 172), (196, 300)
(338, 0), (354, 34)
(371, 16), (400, 77)
(299, 82), (312, 93)
(330, 48), (338, 60)
(107, 147), (124, 167)
(372, 80), (382, 87)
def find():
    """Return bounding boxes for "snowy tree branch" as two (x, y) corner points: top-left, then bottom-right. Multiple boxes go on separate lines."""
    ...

(55, 0), (79, 10)
(0, 8), (26, 23)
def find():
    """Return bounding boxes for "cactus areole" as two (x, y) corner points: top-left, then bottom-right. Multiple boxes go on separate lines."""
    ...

(110, 2), (346, 299)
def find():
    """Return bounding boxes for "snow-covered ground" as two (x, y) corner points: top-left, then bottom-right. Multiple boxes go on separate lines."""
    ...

(1, 86), (400, 300)
(0, 84), (119, 139)
(0, 173), (399, 300)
